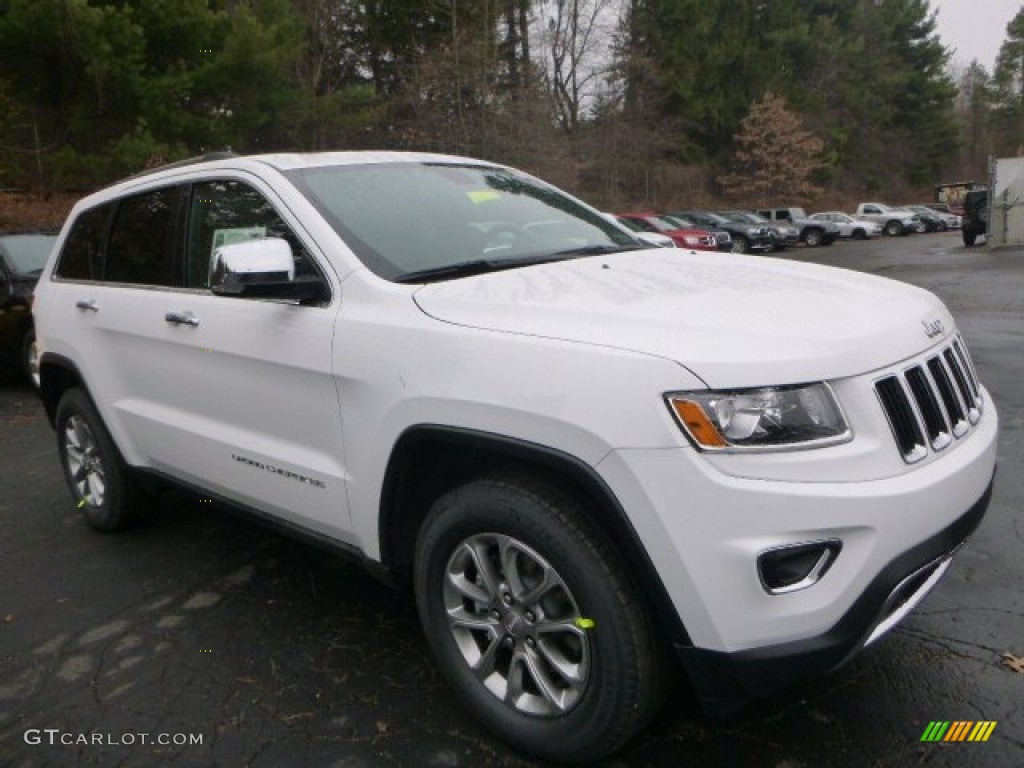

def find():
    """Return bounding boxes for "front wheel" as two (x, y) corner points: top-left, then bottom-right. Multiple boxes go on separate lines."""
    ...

(884, 220), (904, 237)
(414, 474), (666, 763)
(803, 228), (824, 247)
(55, 388), (145, 531)
(731, 235), (750, 253)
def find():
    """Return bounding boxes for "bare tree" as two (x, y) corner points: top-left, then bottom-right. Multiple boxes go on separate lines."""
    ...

(538, 0), (615, 132)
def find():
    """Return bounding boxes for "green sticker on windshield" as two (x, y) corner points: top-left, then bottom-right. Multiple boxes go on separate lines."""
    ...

(467, 189), (501, 204)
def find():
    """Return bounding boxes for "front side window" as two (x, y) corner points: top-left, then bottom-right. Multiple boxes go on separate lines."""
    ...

(186, 180), (323, 292)
(286, 163), (639, 282)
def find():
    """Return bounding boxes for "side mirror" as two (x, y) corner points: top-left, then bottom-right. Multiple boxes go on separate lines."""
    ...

(210, 238), (323, 303)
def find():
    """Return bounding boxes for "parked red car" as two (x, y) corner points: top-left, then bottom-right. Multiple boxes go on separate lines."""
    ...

(614, 212), (718, 251)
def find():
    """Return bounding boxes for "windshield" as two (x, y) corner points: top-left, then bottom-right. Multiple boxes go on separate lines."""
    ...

(663, 215), (696, 227)
(721, 211), (768, 225)
(647, 216), (687, 232)
(692, 211), (729, 226)
(286, 163), (639, 282)
(660, 215), (697, 228)
(0, 234), (56, 275)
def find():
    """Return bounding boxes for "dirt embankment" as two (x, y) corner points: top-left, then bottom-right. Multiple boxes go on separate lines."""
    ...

(0, 192), (79, 233)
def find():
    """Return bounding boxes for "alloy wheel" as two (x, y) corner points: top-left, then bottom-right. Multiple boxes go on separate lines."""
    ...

(442, 532), (591, 717)
(64, 415), (106, 507)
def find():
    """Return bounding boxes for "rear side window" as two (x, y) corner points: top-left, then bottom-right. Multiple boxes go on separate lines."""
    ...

(106, 186), (187, 286)
(54, 204), (114, 281)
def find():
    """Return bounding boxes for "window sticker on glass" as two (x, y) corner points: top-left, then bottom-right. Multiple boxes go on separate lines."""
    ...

(211, 227), (266, 259)
(467, 189), (502, 205)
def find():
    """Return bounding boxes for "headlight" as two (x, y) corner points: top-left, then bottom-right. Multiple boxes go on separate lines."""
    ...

(666, 382), (851, 451)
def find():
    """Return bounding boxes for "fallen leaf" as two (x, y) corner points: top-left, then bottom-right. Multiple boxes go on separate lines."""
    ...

(376, 721), (389, 734)
(2, 615), (13, 624)
(1001, 652), (1024, 676)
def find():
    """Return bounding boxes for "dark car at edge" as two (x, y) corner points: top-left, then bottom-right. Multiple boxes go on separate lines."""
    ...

(0, 232), (57, 386)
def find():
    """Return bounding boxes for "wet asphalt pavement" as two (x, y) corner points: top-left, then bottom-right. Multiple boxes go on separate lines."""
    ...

(1, 232), (1021, 767)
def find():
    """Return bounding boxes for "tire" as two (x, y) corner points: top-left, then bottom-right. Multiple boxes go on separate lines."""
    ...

(414, 474), (666, 763)
(852, 228), (867, 240)
(884, 220), (903, 237)
(731, 235), (749, 253)
(963, 231), (977, 247)
(21, 326), (40, 389)
(55, 388), (144, 531)
(937, 221), (948, 232)
(803, 227), (824, 247)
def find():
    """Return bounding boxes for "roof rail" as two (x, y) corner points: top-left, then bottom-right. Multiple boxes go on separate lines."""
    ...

(126, 151), (240, 180)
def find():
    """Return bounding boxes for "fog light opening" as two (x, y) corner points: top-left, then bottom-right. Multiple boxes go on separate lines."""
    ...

(758, 540), (842, 595)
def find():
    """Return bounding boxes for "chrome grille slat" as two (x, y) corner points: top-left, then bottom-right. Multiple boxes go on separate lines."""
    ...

(875, 338), (983, 463)
(926, 357), (969, 437)
(905, 367), (951, 451)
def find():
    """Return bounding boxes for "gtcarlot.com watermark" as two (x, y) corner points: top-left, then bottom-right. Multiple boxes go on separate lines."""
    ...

(24, 729), (203, 747)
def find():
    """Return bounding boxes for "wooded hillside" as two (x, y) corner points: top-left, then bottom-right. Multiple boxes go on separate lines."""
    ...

(1, 1), (1020, 210)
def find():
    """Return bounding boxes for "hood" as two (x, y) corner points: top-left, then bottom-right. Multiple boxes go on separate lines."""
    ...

(412, 250), (953, 389)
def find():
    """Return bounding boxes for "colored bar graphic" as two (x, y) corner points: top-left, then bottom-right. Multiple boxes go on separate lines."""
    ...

(969, 722), (997, 742)
(945, 721), (971, 741)
(920, 721), (997, 742)
(921, 721), (949, 741)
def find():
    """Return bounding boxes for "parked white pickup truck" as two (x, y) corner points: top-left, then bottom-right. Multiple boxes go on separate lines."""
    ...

(855, 203), (923, 236)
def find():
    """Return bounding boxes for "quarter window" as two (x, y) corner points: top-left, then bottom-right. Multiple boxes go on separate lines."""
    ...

(54, 204), (114, 281)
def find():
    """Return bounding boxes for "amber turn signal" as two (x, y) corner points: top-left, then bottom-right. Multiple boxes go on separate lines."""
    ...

(669, 399), (729, 448)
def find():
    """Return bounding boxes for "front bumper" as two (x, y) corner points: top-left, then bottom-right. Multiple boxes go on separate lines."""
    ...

(675, 475), (993, 714)
(595, 382), (997, 714)
(747, 235), (776, 252)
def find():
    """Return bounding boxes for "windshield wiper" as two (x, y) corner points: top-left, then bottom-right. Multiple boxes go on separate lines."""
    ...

(394, 244), (642, 284)
(394, 258), (529, 284)
(550, 243), (644, 257)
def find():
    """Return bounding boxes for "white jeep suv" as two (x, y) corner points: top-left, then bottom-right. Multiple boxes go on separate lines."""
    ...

(32, 153), (997, 763)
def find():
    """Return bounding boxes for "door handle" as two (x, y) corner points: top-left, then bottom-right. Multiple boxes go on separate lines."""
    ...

(165, 311), (199, 327)
(75, 300), (99, 312)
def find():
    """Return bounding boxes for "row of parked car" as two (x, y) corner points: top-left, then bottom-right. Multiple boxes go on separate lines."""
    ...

(610, 202), (962, 254)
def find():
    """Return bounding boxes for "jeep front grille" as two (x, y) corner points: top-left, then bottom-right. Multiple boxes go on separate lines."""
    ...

(874, 336), (983, 464)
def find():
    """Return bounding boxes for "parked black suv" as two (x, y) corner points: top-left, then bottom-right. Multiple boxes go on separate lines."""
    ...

(962, 189), (988, 247)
